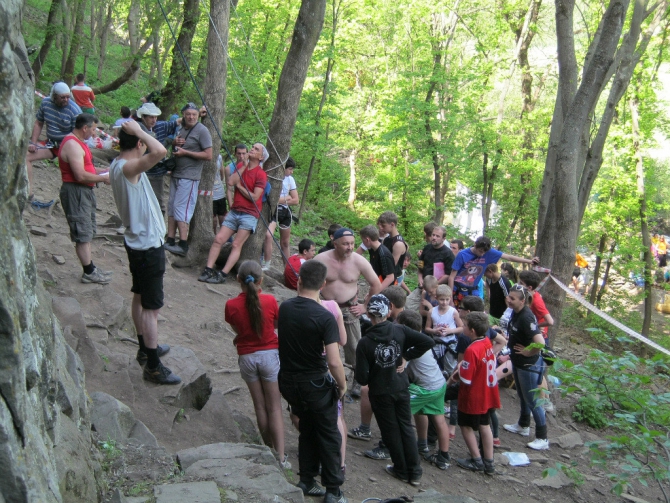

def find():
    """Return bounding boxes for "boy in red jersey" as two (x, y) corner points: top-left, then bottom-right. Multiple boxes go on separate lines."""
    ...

(449, 312), (500, 475)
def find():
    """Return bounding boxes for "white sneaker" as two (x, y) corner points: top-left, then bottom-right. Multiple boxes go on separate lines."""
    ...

(503, 423), (530, 436)
(527, 438), (550, 450)
(262, 260), (271, 271)
(544, 400), (555, 413)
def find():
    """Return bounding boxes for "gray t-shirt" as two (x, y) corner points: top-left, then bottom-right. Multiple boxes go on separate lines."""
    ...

(173, 122), (212, 180)
(406, 349), (446, 391)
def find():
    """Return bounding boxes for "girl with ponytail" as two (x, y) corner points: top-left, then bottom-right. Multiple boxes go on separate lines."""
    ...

(224, 260), (288, 468)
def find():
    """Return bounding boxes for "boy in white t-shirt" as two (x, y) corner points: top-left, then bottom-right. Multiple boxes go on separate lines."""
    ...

(263, 157), (299, 269)
(424, 285), (463, 338)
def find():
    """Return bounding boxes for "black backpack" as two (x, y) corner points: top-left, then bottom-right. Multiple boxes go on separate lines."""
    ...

(431, 335), (459, 379)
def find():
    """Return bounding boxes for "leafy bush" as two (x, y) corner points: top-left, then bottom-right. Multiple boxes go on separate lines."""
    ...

(552, 350), (670, 500)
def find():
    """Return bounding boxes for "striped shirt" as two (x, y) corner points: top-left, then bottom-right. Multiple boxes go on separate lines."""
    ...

(140, 120), (180, 177)
(35, 97), (82, 142)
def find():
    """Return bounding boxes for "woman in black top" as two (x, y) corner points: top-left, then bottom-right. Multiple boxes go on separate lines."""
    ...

(501, 285), (549, 450)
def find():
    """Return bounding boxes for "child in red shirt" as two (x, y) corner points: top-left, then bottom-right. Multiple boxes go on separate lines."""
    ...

(449, 311), (500, 475)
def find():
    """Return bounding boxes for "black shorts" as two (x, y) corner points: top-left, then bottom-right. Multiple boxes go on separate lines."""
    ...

(212, 197), (228, 216)
(60, 182), (97, 243)
(458, 410), (491, 430)
(125, 244), (166, 310)
(572, 267), (581, 278)
(274, 206), (292, 228)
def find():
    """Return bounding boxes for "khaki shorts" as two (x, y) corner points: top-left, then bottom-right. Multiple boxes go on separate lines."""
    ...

(60, 182), (96, 243)
(238, 349), (280, 383)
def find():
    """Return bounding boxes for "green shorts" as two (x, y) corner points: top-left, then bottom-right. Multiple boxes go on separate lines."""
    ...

(409, 383), (446, 415)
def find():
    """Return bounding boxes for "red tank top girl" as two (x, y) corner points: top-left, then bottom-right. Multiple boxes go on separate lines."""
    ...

(58, 134), (96, 187)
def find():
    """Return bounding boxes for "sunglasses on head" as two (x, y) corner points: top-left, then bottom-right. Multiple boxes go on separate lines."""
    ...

(511, 283), (529, 299)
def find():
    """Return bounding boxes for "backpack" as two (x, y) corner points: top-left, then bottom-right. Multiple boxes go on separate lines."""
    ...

(431, 335), (459, 379)
(262, 181), (272, 203)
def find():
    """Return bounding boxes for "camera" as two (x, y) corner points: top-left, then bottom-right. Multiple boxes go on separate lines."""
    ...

(173, 147), (179, 152)
(500, 347), (511, 356)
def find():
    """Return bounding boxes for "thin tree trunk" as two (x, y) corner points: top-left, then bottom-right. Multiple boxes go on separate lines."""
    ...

(597, 242), (616, 303)
(62, 0), (87, 85)
(630, 95), (653, 336)
(31, 0), (61, 77)
(298, 0), (341, 220)
(83, 0), (95, 77)
(59, 0), (72, 75)
(347, 148), (357, 210)
(589, 234), (607, 306)
(239, 0), (327, 264)
(97, 2), (112, 81)
(175, 0), (229, 266)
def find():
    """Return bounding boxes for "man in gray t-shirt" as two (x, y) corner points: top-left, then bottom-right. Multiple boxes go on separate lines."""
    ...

(165, 103), (213, 257)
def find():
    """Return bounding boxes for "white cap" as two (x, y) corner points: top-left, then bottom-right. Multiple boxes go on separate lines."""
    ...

(137, 102), (162, 118)
(51, 82), (70, 98)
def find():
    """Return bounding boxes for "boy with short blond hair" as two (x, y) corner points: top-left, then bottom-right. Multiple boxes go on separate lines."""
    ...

(450, 312), (500, 475)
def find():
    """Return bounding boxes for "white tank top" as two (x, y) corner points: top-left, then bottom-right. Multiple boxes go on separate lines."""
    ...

(431, 306), (458, 330)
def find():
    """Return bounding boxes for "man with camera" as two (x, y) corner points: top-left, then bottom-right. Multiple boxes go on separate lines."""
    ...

(135, 102), (181, 215)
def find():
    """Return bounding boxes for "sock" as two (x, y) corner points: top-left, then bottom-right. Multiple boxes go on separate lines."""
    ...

(179, 239), (188, 251)
(145, 347), (160, 369)
(359, 423), (371, 434)
(166, 237), (175, 246)
(417, 439), (427, 450)
(472, 456), (483, 464)
(440, 450), (450, 460)
(137, 334), (147, 353)
(83, 262), (95, 275)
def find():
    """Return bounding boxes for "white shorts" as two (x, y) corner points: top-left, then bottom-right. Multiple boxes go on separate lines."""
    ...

(167, 177), (199, 223)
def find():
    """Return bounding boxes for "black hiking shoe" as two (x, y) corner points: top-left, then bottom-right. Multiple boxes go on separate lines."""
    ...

(136, 344), (171, 366)
(425, 451), (451, 470)
(483, 458), (495, 475)
(143, 362), (181, 385)
(296, 480), (326, 497)
(456, 457), (484, 472)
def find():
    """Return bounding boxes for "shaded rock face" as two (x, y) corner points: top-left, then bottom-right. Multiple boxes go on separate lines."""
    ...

(0, 2), (100, 501)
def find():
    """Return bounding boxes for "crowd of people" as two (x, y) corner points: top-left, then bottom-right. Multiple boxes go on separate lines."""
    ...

(28, 82), (563, 503)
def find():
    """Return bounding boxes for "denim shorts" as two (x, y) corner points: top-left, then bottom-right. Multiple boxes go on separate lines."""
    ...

(222, 209), (259, 233)
(238, 349), (280, 383)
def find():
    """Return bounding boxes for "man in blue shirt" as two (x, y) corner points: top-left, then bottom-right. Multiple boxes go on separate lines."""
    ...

(448, 236), (539, 307)
(26, 82), (82, 199)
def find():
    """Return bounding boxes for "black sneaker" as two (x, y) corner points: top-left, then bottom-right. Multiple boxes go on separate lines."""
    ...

(384, 464), (408, 483)
(136, 344), (171, 365)
(323, 490), (348, 503)
(456, 457), (484, 472)
(143, 362), (182, 385)
(364, 445), (391, 460)
(198, 267), (216, 282)
(483, 459), (495, 476)
(347, 427), (371, 441)
(165, 243), (187, 256)
(296, 480), (326, 497)
(425, 452), (451, 470)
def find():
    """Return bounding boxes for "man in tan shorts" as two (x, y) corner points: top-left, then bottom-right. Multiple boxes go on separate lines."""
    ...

(314, 228), (381, 397)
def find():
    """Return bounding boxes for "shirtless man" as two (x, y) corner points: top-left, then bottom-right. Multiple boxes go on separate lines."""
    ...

(314, 228), (382, 396)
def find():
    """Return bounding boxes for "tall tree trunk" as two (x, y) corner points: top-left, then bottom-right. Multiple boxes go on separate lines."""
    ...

(597, 242), (617, 303)
(59, 0), (72, 75)
(588, 233), (607, 306)
(239, 0), (327, 264)
(298, 0), (341, 220)
(175, 0), (229, 266)
(347, 148), (357, 210)
(630, 95), (653, 336)
(97, 2), (113, 81)
(159, 0), (201, 120)
(127, 0), (141, 80)
(31, 0), (61, 77)
(83, 0), (95, 77)
(62, 0), (87, 85)
(152, 30), (163, 84)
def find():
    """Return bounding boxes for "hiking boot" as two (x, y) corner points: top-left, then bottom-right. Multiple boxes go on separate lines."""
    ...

(323, 491), (348, 503)
(198, 267), (218, 282)
(350, 380), (362, 398)
(384, 464), (408, 483)
(143, 362), (181, 385)
(503, 423), (530, 436)
(165, 243), (187, 256)
(364, 445), (391, 460)
(456, 457), (484, 472)
(425, 452), (451, 470)
(81, 268), (111, 284)
(136, 344), (171, 365)
(418, 445), (430, 456)
(347, 427), (371, 441)
(483, 459), (495, 475)
(207, 270), (227, 284)
(527, 438), (550, 450)
(296, 480), (326, 497)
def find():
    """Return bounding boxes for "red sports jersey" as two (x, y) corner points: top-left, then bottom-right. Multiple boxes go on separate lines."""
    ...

(284, 254), (305, 290)
(458, 337), (501, 414)
(530, 291), (550, 337)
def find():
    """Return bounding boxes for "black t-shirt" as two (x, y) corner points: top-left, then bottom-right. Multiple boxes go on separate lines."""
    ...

(486, 275), (512, 318)
(383, 234), (408, 278)
(507, 306), (542, 368)
(278, 297), (340, 377)
(369, 244), (395, 280)
(420, 244), (455, 278)
(318, 241), (335, 254)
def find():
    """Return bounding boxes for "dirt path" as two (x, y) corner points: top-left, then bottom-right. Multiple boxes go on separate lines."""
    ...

(26, 160), (667, 503)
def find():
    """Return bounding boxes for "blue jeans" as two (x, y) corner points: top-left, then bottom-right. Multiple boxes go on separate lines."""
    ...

(512, 358), (547, 439)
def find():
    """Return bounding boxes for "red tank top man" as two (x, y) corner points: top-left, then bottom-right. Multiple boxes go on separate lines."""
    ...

(58, 113), (112, 284)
